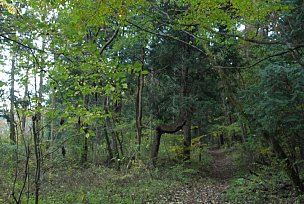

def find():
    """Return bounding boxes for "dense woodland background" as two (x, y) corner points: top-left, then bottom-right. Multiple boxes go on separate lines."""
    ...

(0, 0), (304, 203)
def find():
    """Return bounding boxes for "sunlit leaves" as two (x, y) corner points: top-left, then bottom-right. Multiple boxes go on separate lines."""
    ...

(0, 0), (19, 15)
(172, 0), (289, 33)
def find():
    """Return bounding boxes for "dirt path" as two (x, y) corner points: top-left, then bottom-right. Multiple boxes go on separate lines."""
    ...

(160, 148), (233, 204)
(208, 148), (233, 182)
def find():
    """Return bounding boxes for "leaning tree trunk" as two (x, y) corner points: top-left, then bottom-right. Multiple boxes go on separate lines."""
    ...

(151, 117), (186, 166)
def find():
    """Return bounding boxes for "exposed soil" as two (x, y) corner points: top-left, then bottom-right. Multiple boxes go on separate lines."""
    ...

(160, 148), (233, 204)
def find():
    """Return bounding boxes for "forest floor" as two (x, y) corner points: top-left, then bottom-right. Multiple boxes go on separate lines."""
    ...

(160, 147), (233, 203)
(1, 143), (300, 203)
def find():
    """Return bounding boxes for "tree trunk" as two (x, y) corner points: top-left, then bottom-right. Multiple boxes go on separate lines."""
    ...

(181, 63), (192, 160)
(104, 96), (119, 168)
(32, 53), (45, 203)
(81, 136), (88, 165)
(106, 117), (119, 169)
(38, 68), (44, 139)
(113, 98), (124, 157)
(21, 68), (29, 134)
(103, 124), (113, 161)
(49, 88), (55, 159)
(240, 120), (247, 143)
(183, 115), (191, 160)
(10, 52), (16, 144)
(151, 131), (161, 166)
(135, 47), (145, 152)
(151, 117), (186, 166)
(81, 95), (89, 165)
(112, 117), (124, 157)
(32, 114), (41, 204)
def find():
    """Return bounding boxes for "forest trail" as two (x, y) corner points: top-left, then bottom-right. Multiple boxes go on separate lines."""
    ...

(161, 148), (233, 204)
(208, 148), (233, 181)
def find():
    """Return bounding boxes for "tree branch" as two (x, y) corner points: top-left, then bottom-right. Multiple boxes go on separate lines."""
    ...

(126, 20), (206, 54)
(0, 34), (45, 52)
(99, 29), (119, 56)
(201, 26), (286, 45)
(215, 44), (304, 69)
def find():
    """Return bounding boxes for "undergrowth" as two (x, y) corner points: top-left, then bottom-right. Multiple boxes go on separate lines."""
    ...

(224, 143), (304, 204)
(0, 140), (212, 204)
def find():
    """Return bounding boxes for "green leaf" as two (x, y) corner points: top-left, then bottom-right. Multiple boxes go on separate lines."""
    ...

(122, 83), (128, 89)
(141, 70), (149, 75)
(85, 133), (90, 138)
(0, 81), (6, 87)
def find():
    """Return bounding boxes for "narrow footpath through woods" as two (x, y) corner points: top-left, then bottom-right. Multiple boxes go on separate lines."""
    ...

(160, 148), (233, 204)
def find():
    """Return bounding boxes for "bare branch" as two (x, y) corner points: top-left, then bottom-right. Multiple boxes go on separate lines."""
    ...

(127, 20), (206, 54)
(0, 34), (45, 53)
(215, 44), (304, 69)
(100, 29), (119, 56)
(202, 26), (286, 45)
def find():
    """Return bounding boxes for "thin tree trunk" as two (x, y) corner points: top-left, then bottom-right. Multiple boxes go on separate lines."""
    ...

(113, 97), (124, 157)
(22, 68), (29, 134)
(112, 116), (124, 157)
(106, 117), (119, 169)
(183, 115), (191, 160)
(82, 136), (88, 165)
(50, 88), (55, 159)
(32, 51), (45, 204)
(32, 114), (41, 204)
(103, 124), (113, 161)
(81, 95), (89, 165)
(10, 52), (16, 144)
(181, 63), (192, 160)
(240, 120), (247, 143)
(135, 47), (145, 151)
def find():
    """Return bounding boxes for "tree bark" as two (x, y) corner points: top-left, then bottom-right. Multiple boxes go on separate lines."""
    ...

(9, 52), (16, 144)
(81, 95), (89, 165)
(181, 63), (192, 160)
(135, 47), (145, 152)
(32, 114), (41, 204)
(106, 117), (119, 169)
(183, 115), (191, 160)
(103, 124), (113, 161)
(21, 68), (29, 134)
(104, 96), (119, 169)
(81, 135), (88, 165)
